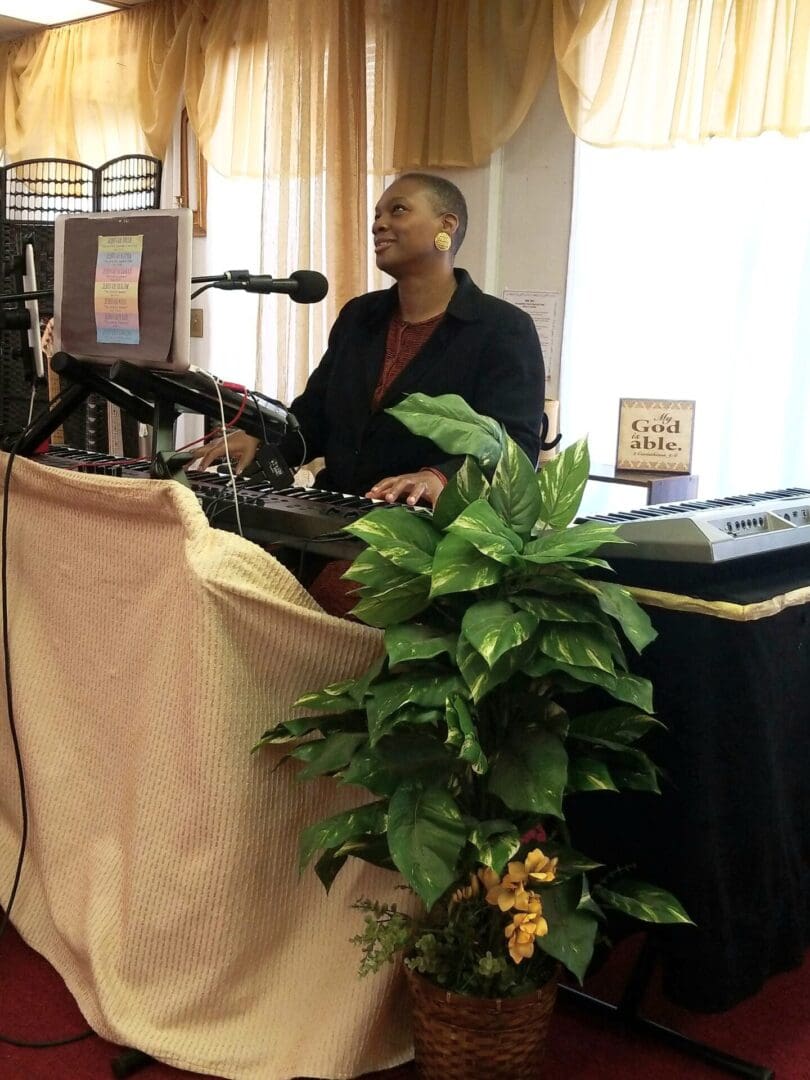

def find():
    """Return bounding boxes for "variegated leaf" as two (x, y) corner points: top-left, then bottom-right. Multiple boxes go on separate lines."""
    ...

(350, 562), (432, 627)
(537, 623), (616, 675)
(568, 707), (664, 745)
(566, 755), (619, 792)
(579, 578), (657, 653)
(432, 458), (490, 531)
(487, 725), (567, 817)
(537, 438), (590, 529)
(461, 599), (539, 668)
(384, 624), (457, 666)
(522, 520), (625, 562)
(445, 499), (524, 564)
(368, 705), (442, 747)
(488, 434), (542, 537)
(300, 801), (387, 870)
(536, 875), (599, 983)
(344, 506), (440, 575)
(596, 879), (694, 925)
(368, 673), (468, 725)
(388, 781), (468, 909)
(430, 535), (504, 597)
(469, 820), (521, 873)
(446, 695), (487, 774)
(387, 393), (503, 469)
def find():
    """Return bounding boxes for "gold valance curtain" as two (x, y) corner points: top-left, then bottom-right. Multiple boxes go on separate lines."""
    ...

(0, 0), (554, 173)
(554, 0), (810, 147)
(1, 0), (809, 173)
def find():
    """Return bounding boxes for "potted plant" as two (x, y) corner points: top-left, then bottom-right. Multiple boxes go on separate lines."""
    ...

(257, 394), (691, 1079)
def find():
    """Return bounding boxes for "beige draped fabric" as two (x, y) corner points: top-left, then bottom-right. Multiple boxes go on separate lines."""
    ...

(0, 451), (411, 1079)
(554, 0), (810, 147)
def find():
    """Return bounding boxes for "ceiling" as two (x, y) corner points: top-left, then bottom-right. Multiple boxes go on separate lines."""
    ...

(0, 1), (152, 42)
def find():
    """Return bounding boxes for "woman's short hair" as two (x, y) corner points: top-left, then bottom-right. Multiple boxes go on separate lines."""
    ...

(400, 172), (468, 253)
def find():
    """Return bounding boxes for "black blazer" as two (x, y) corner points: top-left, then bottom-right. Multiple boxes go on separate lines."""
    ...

(283, 268), (545, 495)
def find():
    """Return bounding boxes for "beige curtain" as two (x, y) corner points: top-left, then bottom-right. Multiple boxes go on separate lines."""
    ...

(0, 0), (190, 164)
(554, 0), (810, 147)
(384, 0), (554, 168)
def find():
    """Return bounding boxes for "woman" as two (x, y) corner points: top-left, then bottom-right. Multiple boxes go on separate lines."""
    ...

(197, 173), (544, 508)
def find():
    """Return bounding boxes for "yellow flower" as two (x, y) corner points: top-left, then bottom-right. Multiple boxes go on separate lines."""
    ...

(525, 848), (558, 884)
(450, 872), (481, 905)
(476, 866), (501, 892)
(484, 860), (531, 912)
(504, 901), (550, 964)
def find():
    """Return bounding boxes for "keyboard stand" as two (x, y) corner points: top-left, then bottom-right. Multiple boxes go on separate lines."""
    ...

(558, 936), (774, 1079)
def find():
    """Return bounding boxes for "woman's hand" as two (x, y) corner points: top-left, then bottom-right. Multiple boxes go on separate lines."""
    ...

(193, 430), (261, 473)
(367, 469), (445, 508)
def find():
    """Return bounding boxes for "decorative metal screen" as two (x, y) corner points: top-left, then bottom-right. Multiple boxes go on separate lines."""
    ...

(0, 155), (162, 448)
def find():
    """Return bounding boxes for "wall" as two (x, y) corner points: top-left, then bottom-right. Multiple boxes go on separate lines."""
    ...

(430, 73), (575, 404)
(174, 73), (576, 447)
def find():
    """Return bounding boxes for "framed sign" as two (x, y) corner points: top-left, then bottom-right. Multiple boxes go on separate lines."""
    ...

(616, 399), (695, 474)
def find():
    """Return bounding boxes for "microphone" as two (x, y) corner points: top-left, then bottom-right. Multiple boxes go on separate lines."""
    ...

(243, 270), (328, 303)
(199, 269), (329, 303)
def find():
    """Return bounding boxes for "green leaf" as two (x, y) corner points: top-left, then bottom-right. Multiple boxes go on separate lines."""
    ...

(566, 755), (619, 792)
(430, 535), (504, 597)
(522, 655), (655, 712)
(291, 732), (368, 778)
(488, 434), (542, 538)
(512, 594), (606, 626)
(384, 624), (457, 666)
(521, 521), (626, 563)
(461, 600), (539, 668)
(445, 695), (487, 774)
(339, 733), (454, 796)
(539, 841), (603, 880)
(456, 636), (529, 703)
(294, 681), (360, 714)
(579, 579), (658, 654)
(537, 623), (617, 675)
(253, 711), (364, 748)
(313, 847), (348, 892)
(568, 707), (664, 745)
(537, 876), (599, 983)
(344, 507), (440, 575)
(432, 458), (490, 530)
(368, 673), (468, 725)
(468, 820), (521, 874)
(387, 782), (468, 908)
(300, 801), (387, 870)
(487, 724), (568, 817)
(347, 555), (433, 627)
(537, 438), (590, 529)
(314, 834), (396, 892)
(445, 499), (524, 564)
(606, 747), (661, 792)
(595, 879), (694, 925)
(368, 705), (442, 747)
(387, 392), (503, 469)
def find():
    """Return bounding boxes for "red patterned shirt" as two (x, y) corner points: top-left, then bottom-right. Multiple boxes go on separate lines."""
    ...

(372, 310), (445, 409)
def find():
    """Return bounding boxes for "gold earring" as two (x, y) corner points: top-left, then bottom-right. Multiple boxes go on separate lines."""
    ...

(434, 231), (452, 252)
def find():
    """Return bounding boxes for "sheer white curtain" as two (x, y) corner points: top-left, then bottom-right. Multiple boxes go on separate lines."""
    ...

(560, 133), (810, 510)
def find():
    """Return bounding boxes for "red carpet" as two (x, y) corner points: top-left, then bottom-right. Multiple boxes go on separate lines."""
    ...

(1, 921), (809, 1079)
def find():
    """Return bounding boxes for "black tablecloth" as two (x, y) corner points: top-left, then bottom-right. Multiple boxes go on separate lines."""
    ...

(572, 548), (810, 1012)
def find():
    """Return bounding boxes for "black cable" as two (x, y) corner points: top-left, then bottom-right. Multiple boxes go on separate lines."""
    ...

(0, 444), (28, 945)
(0, 1029), (94, 1048)
(0, 439), (95, 1049)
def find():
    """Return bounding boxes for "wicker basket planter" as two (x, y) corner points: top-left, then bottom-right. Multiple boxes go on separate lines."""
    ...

(405, 967), (558, 1080)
